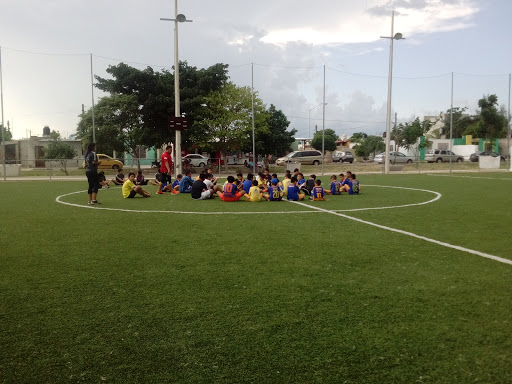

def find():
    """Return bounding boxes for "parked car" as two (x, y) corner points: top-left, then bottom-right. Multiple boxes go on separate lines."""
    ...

(83, 154), (124, 169)
(276, 150), (323, 166)
(332, 151), (354, 163)
(373, 151), (414, 164)
(469, 151), (505, 162)
(425, 149), (463, 163)
(182, 154), (210, 168)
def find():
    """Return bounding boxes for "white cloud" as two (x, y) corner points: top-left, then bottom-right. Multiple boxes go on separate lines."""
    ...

(259, 0), (478, 46)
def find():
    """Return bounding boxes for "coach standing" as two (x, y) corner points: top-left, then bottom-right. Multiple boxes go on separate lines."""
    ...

(158, 145), (173, 194)
(84, 143), (101, 205)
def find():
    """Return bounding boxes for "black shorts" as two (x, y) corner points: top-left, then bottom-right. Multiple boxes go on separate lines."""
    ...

(127, 190), (137, 198)
(160, 173), (171, 185)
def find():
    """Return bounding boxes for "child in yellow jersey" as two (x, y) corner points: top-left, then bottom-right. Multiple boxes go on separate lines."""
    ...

(245, 180), (268, 201)
(281, 174), (292, 197)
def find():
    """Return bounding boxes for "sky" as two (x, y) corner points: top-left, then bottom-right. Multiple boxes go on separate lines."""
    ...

(1, 0), (511, 141)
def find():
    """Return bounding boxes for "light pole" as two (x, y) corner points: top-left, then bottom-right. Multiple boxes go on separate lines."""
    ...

(380, 10), (405, 174)
(161, 0), (192, 175)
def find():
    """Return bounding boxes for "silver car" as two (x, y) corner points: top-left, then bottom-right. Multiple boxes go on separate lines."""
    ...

(182, 154), (210, 167)
(373, 151), (414, 164)
(425, 149), (463, 163)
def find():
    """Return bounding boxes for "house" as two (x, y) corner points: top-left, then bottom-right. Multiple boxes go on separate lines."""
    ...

(0, 126), (83, 168)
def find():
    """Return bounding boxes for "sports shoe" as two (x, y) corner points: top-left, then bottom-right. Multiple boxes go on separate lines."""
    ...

(88, 201), (94, 205)
(156, 190), (164, 194)
(91, 200), (101, 204)
(171, 190), (179, 194)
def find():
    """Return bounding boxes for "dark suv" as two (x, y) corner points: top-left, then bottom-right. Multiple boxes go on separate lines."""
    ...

(332, 151), (354, 163)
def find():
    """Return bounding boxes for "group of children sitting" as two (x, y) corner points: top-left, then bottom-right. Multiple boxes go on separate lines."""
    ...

(157, 167), (360, 202)
(101, 166), (360, 201)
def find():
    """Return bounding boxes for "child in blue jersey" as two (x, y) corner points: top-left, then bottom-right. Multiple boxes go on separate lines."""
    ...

(179, 171), (194, 193)
(242, 173), (254, 194)
(348, 173), (360, 195)
(329, 175), (340, 195)
(266, 179), (283, 201)
(236, 173), (245, 191)
(340, 173), (352, 194)
(311, 179), (326, 201)
(287, 176), (304, 201)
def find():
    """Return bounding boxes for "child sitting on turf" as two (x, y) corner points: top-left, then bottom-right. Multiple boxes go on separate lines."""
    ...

(349, 173), (360, 195)
(257, 172), (268, 192)
(304, 174), (316, 195)
(98, 171), (111, 189)
(329, 175), (340, 195)
(135, 170), (148, 185)
(287, 176), (304, 201)
(266, 179), (283, 201)
(217, 176), (245, 201)
(178, 171), (194, 193)
(112, 168), (126, 185)
(340, 172), (352, 193)
(311, 179), (326, 201)
(236, 173), (245, 191)
(242, 173), (254, 194)
(245, 179), (266, 202)
(171, 174), (182, 191)
(122, 172), (151, 198)
(281, 173), (292, 197)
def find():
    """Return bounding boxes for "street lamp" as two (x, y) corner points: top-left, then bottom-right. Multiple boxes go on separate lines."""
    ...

(380, 10), (405, 174)
(161, 0), (192, 175)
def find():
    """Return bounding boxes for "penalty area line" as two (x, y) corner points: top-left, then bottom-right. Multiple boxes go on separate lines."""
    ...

(289, 200), (512, 266)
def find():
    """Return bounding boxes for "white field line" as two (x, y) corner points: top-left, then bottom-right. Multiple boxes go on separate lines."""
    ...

(426, 174), (512, 181)
(289, 200), (512, 266)
(56, 185), (440, 214)
(332, 185), (441, 212)
(55, 190), (321, 215)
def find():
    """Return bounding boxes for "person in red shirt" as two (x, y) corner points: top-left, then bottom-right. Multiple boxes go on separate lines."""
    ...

(158, 145), (173, 194)
(217, 176), (245, 202)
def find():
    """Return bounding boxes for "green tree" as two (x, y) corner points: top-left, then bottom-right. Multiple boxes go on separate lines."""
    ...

(256, 104), (297, 158)
(440, 107), (477, 138)
(0, 124), (12, 142)
(76, 94), (144, 163)
(353, 135), (385, 159)
(92, 61), (229, 149)
(43, 131), (77, 175)
(473, 94), (508, 149)
(311, 129), (337, 152)
(350, 132), (368, 143)
(391, 118), (432, 151)
(192, 82), (268, 162)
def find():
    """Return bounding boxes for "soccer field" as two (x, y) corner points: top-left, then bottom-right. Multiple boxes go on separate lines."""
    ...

(1, 173), (511, 383)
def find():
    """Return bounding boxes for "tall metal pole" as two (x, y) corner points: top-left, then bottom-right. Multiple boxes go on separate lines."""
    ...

(508, 74), (511, 171)
(0, 46), (6, 180)
(173, 0), (182, 176)
(321, 64), (326, 176)
(449, 71), (453, 172)
(90, 54), (96, 144)
(384, 11), (395, 175)
(251, 62), (256, 175)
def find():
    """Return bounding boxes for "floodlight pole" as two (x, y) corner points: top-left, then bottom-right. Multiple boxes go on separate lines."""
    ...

(508, 73), (511, 171)
(161, 0), (192, 176)
(251, 63), (256, 175)
(90, 54), (96, 144)
(380, 11), (405, 174)
(322, 64), (326, 175)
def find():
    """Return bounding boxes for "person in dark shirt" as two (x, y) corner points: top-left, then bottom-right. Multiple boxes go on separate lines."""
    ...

(191, 173), (215, 200)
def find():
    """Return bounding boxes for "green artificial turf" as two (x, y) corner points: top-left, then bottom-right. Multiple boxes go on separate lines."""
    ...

(0, 174), (511, 383)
